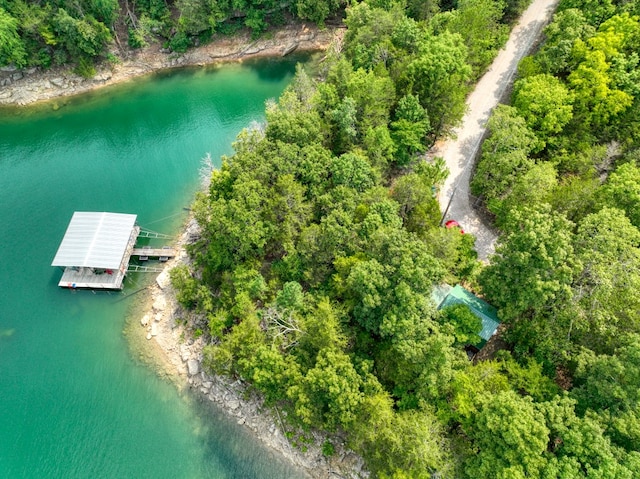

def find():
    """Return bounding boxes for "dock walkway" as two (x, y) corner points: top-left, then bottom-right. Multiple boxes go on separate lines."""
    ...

(132, 248), (176, 260)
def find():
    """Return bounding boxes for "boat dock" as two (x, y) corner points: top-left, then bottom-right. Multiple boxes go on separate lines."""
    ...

(51, 212), (174, 290)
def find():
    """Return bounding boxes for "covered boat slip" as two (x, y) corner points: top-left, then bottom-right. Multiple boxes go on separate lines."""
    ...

(51, 212), (141, 290)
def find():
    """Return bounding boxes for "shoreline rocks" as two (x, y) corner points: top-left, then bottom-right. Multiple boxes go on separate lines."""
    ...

(0, 24), (339, 107)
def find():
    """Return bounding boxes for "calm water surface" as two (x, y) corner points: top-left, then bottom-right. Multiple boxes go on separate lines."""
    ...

(0, 59), (307, 478)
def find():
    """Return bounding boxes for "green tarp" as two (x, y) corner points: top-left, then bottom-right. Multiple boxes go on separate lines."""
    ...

(433, 285), (500, 348)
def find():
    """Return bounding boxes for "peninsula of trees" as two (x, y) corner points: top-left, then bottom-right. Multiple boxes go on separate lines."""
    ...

(167, 0), (640, 477)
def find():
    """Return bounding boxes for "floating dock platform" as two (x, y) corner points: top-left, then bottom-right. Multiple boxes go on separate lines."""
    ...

(51, 212), (174, 290)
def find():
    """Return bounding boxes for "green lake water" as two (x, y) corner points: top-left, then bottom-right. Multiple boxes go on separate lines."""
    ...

(0, 59), (307, 478)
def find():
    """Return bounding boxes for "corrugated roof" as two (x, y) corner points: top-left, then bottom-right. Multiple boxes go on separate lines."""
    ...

(430, 284), (453, 309)
(437, 285), (500, 347)
(51, 212), (137, 269)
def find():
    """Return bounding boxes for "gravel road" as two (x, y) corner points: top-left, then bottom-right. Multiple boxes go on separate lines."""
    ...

(435, 0), (560, 261)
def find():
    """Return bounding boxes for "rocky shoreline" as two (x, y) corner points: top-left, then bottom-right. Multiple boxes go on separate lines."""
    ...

(129, 217), (367, 479)
(0, 23), (339, 107)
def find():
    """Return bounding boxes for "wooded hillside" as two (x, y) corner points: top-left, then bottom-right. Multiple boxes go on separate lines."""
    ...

(171, 0), (640, 477)
(0, 0), (342, 75)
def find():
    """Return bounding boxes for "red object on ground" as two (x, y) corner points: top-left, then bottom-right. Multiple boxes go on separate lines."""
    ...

(445, 220), (465, 234)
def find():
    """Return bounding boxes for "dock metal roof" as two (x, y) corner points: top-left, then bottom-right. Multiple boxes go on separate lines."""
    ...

(51, 212), (137, 270)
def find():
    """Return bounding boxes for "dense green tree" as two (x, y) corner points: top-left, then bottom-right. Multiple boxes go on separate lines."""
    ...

(174, 0), (213, 36)
(86, 0), (120, 25)
(288, 347), (369, 430)
(568, 46), (633, 132)
(471, 105), (538, 210)
(361, 125), (397, 172)
(192, 177), (272, 275)
(52, 7), (111, 58)
(513, 74), (574, 147)
(499, 355), (560, 402)
(572, 335), (640, 417)
(296, 298), (347, 367)
(169, 264), (201, 309)
(483, 206), (578, 318)
(275, 281), (306, 311)
(495, 162), (558, 224)
(401, 30), (472, 136)
(353, 194), (404, 241)
(329, 97), (359, 152)
(390, 171), (441, 235)
(343, 3), (405, 71)
(431, 0), (509, 75)
(448, 355), (558, 428)
(292, 198), (360, 287)
(344, 257), (391, 334)
(390, 93), (431, 165)
(378, 309), (459, 406)
(538, 395), (639, 478)
(357, 408), (453, 479)
(464, 391), (549, 479)
(598, 159), (640, 228)
(423, 226), (479, 282)
(330, 152), (378, 192)
(294, 143), (334, 199)
(347, 67), (396, 133)
(439, 304), (482, 347)
(559, 0), (616, 26)
(405, 0), (440, 21)
(480, 206), (579, 365)
(536, 8), (595, 75)
(203, 312), (265, 375)
(266, 89), (326, 147)
(448, 360), (511, 423)
(548, 175), (599, 223)
(572, 208), (640, 350)
(0, 7), (27, 67)
(570, 335), (640, 455)
(266, 174), (312, 257)
(296, 0), (341, 25)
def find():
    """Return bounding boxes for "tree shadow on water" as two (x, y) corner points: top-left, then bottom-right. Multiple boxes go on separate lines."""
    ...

(248, 53), (313, 83)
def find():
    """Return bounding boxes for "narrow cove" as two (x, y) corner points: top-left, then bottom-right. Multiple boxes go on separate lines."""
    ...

(0, 59), (308, 479)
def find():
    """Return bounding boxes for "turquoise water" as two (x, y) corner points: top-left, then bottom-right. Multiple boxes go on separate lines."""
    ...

(0, 60), (306, 478)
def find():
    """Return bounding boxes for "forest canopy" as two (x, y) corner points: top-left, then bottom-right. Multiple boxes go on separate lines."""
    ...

(170, 0), (640, 477)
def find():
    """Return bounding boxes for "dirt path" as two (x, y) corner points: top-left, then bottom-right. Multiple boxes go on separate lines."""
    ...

(434, 0), (559, 261)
